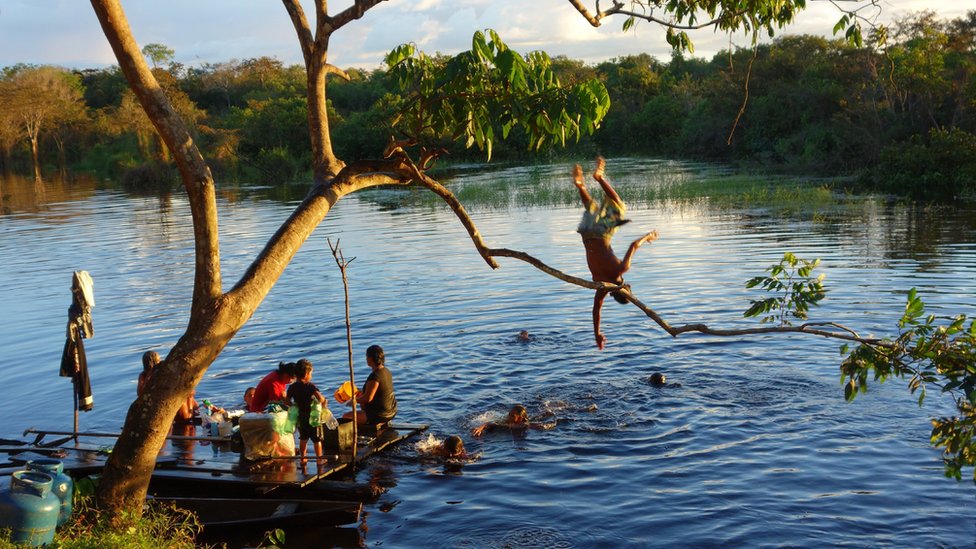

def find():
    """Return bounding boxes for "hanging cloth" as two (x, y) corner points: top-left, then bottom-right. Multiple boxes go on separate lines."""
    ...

(59, 271), (94, 411)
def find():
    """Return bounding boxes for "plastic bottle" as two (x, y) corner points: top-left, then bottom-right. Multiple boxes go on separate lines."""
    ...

(321, 405), (339, 430)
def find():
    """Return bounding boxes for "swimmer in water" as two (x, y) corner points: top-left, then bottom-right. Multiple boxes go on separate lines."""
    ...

(471, 404), (555, 437)
(436, 435), (467, 459)
(649, 372), (681, 388)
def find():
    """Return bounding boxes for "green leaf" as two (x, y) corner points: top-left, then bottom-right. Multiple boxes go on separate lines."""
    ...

(832, 15), (849, 36)
(623, 16), (635, 32)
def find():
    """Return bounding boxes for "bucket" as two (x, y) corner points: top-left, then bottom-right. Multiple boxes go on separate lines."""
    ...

(334, 381), (354, 404)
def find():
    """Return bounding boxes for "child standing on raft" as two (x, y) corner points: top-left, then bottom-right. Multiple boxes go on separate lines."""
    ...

(285, 359), (328, 464)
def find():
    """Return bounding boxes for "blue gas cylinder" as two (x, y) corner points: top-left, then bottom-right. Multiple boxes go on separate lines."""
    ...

(0, 470), (60, 546)
(26, 459), (73, 526)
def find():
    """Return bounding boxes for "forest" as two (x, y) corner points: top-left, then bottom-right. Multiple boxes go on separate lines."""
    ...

(1, 10), (974, 201)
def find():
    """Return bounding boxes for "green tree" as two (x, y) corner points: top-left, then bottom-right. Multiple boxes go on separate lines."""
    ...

(0, 65), (86, 182)
(141, 43), (175, 69)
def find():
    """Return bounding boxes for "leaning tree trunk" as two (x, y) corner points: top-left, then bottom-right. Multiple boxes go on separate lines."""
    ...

(89, 0), (408, 520)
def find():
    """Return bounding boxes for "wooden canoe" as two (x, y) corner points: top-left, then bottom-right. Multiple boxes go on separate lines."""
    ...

(149, 496), (362, 532)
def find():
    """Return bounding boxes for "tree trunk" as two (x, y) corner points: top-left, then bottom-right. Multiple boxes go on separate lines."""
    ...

(96, 307), (239, 518)
(307, 42), (340, 183)
(54, 134), (68, 179)
(30, 134), (41, 184)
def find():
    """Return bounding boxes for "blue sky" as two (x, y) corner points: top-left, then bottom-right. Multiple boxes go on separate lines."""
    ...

(1, 1), (970, 70)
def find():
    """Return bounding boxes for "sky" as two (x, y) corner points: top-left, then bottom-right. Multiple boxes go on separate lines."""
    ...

(1, 1), (971, 71)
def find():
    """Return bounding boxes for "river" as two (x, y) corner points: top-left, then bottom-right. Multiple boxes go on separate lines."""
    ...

(1, 159), (975, 547)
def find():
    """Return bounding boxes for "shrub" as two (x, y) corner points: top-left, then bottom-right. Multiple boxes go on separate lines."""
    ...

(864, 128), (976, 201)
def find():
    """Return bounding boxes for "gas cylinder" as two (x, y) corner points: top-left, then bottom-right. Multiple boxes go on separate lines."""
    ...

(0, 470), (60, 546)
(26, 459), (73, 526)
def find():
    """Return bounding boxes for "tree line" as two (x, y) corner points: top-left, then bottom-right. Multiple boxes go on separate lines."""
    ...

(1, 10), (973, 199)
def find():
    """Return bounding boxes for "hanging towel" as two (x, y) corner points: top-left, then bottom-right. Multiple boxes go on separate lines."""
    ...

(59, 271), (94, 411)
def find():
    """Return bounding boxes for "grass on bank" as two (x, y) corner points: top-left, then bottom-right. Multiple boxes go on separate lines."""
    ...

(0, 498), (203, 549)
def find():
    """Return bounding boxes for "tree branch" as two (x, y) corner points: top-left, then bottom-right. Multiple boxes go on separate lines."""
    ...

(383, 148), (500, 269)
(328, 0), (390, 32)
(227, 161), (406, 307)
(281, 0), (313, 67)
(483, 247), (889, 347)
(566, 0), (747, 30)
(89, 0), (222, 309)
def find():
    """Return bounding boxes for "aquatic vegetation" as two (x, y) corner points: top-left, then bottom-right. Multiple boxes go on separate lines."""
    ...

(390, 160), (868, 220)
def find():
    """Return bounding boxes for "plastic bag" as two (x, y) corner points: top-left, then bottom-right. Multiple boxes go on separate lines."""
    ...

(276, 406), (298, 434)
(310, 400), (322, 427)
(239, 412), (295, 459)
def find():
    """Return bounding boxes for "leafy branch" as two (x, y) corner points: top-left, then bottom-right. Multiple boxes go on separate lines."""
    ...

(744, 252), (826, 326)
(566, 0), (886, 51)
(840, 289), (976, 480)
(384, 30), (611, 161)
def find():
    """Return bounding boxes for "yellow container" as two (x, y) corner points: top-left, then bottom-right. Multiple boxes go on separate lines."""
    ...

(334, 381), (354, 404)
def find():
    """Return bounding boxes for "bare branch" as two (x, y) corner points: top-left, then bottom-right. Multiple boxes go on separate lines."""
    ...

(384, 149), (500, 269)
(485, 246), (889, 348)
(566, 0), (748, 30)
(281, 0), (313, 67)
(328, 237), (358, 465)
(325, 64), (350, 81)
(329, 0), (390, 32)
(727, 39), (758, 145)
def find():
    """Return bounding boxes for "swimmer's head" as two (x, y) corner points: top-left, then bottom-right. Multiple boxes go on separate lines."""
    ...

(517, 330), (531, 341)
(649, 372), (666, 387)
(444, 435), (465, 458)
(508, 404), (529, 424)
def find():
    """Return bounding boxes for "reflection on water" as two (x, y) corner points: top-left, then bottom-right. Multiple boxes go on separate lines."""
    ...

(1, 162), (976, 547)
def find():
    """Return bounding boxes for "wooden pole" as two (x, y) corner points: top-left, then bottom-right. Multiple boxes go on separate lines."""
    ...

(328, 238), (358, 469)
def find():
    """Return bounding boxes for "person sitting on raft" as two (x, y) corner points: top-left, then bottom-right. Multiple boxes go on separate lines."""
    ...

(249, 361), (298, 413)
(173, 390), (199, 425)
(471, 404), (554, 437)
(574, 157), (658, 350)
(137, 350), (160, 396)
(343, 344), (397, 427)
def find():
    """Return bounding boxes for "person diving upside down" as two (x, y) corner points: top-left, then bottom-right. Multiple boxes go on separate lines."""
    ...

(574, 157), (657, 350)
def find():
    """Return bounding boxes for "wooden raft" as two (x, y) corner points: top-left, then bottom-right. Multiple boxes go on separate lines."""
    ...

(148, 422), (428, 496)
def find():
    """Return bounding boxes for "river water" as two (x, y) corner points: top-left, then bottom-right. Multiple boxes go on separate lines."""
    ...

(1, 159), (975, 547)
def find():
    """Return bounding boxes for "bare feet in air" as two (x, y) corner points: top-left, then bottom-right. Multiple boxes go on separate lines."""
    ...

(573, 164), (584, 187)
(594, 156), (606, 180)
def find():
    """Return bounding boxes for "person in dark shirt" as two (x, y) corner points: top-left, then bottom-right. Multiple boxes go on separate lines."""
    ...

(285, 359), (328, 464)
(344, 345), (397, 427)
